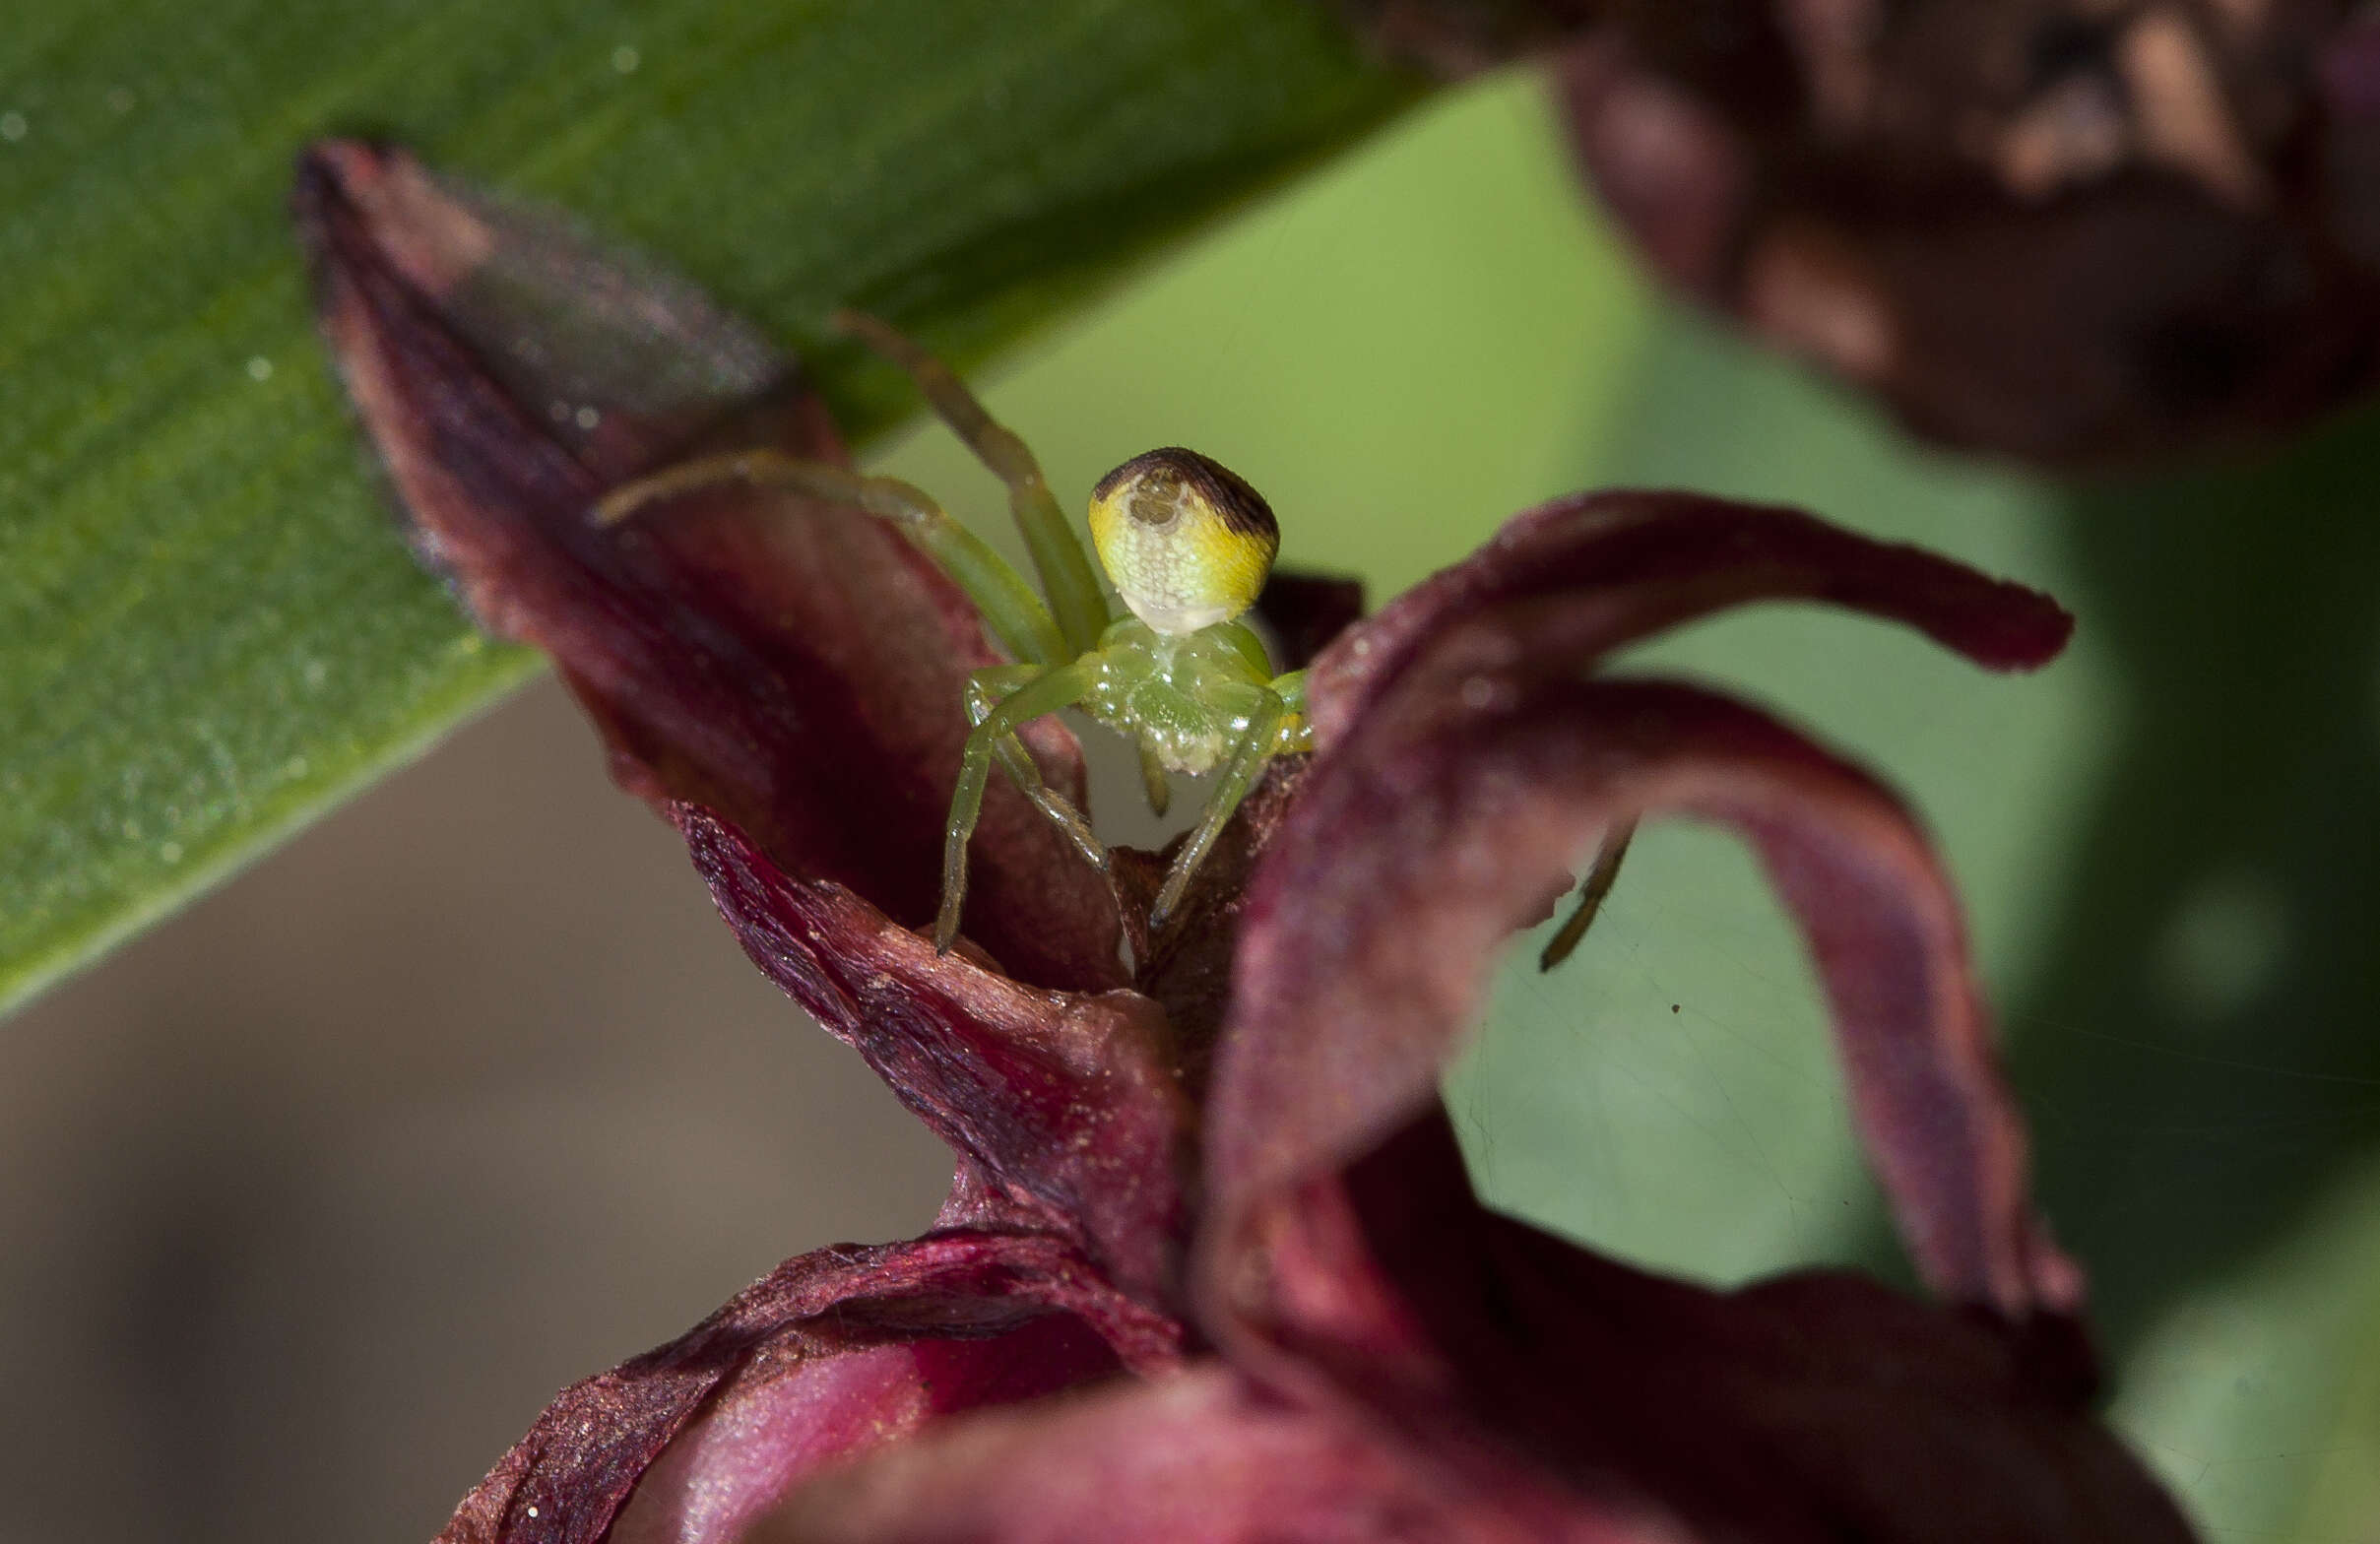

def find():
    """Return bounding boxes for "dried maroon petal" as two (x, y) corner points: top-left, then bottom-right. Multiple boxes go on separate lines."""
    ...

(1191, 491), (2191, 1532)
(1214, 676), (2077, 1319)
(1303, 490), (2072, 753)
(1221, 495), (2083, 1317)
(1233, 1112), (2194, 1543)
(681, 809), (1190, 1302)
(442, 1230), (1178, 1544)
(744, 1364), (1654, 1544)
(1106, 760), (1313, 1098)
(295, 140), (1121, 991)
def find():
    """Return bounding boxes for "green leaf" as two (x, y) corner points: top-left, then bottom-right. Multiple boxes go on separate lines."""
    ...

(0, 0), (1421, 1016)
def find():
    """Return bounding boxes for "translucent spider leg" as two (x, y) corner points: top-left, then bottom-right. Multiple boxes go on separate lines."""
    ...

(833, 311), (1111, 657)
(1149, 689), (1290, 930)
(939, 659), (1103, 953)
(1538, 817), (1639, 972)
(1135, 742), (1174, 818)
(594, 451), (1064, 667)
(964, 664), (1106, 871)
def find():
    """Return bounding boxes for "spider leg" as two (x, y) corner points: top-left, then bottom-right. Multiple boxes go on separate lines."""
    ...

(1135, 741), (1173, 818)
(594, 450), (1064, 667)
(1267, 668), (1315, 755)
(965, 667), (1106, 870)
(834, 311), (1111, 656)
(1149, 689), (1288, 931)
(1538, 817), (1639, 973)
(940, 659), (1103, 953)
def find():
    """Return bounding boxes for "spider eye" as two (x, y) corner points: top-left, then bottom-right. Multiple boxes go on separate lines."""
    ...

(1086, 447), (1278, 634)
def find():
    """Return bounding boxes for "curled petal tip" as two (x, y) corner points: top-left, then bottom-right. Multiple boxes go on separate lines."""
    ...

(1958, 573), (2076, 673)
(1307, 491), (2082, 749)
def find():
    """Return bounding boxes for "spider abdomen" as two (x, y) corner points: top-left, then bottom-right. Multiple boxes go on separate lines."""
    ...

(1088, 448), (1279, 635)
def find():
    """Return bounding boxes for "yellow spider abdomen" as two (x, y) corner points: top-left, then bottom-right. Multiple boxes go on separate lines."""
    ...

(1087, 447), (1278, 634)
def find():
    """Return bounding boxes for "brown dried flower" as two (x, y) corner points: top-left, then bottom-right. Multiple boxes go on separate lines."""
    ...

(1346, 0), (2380, 464)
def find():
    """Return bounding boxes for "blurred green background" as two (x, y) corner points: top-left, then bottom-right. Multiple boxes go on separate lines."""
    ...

(6, 11), (2377, 1543)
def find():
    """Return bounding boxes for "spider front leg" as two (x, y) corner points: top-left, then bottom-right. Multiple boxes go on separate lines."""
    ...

(1537, 817), (1638, 972)
(965, 665), (1106, 871)
(1135, 742), (1174, 818)
(939, 658), (1104, 953)
(595, 450), (1066, 667)
(834, 312), (1111, 658)
(1149, 688), (1294, 931)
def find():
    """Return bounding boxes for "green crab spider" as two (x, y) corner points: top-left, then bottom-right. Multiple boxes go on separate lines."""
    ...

(596, 311), (1313, 955)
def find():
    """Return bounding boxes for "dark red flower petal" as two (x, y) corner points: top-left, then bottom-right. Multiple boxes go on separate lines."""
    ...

(1227, 1111), (2194, 1543)
(439, 1229), (1179, 1544)
(1252, 569), (1369, 675)
(1213, 676), (2076, 1319)
(1302, 489), (2072, 754)
(1235, 493), (2083, 1317)
(682, 808), (1190, 1303)
(1182, 493), (2206, 1534)
(294, 139), (1122, 992)
(743, 1364), (1664, 1544)
(1107, 762), (1312, 1086)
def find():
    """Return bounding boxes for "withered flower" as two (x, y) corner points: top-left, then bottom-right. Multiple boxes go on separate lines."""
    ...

(1342, 0), (2380, 464)
(296, 141), (2197, 1541)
